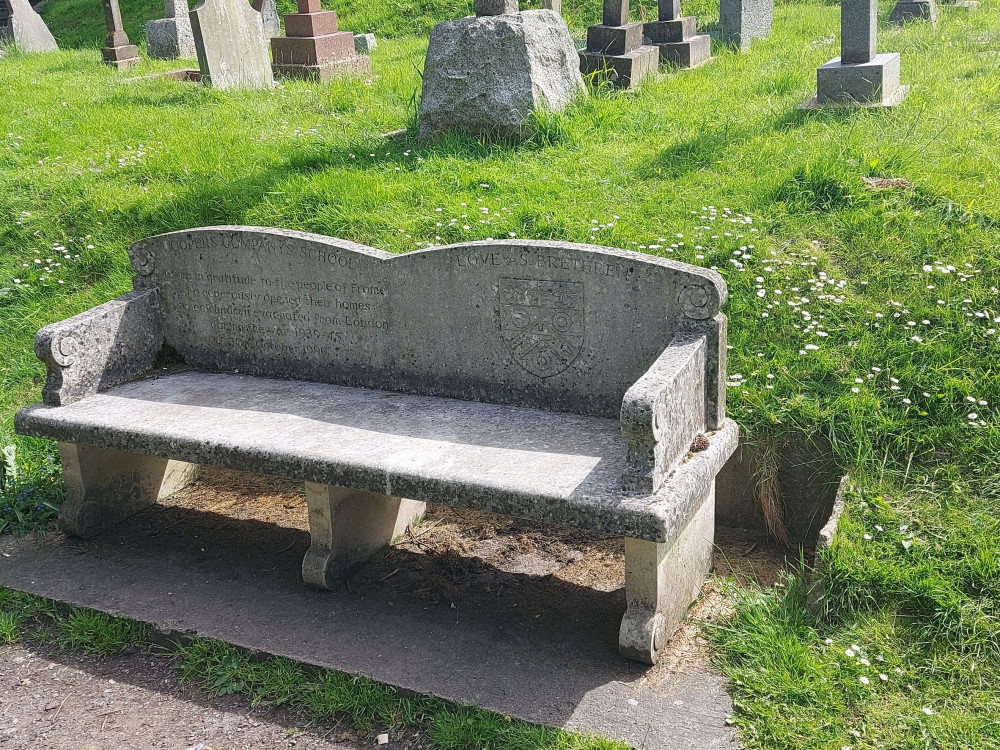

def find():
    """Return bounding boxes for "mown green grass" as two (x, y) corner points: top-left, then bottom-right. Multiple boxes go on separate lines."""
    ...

(3, 0), (1000, 747)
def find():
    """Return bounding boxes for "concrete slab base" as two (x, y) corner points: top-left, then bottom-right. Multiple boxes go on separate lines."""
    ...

(0, 472), (739, 749)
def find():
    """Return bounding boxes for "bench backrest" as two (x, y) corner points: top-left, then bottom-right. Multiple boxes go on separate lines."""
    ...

(129, 227), (727, 421)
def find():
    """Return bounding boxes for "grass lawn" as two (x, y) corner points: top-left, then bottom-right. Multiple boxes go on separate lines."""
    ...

(3, 0), (1000, 747)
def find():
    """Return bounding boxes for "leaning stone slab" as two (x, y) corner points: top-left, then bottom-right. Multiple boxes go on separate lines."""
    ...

(353, 32), (376, 53)
(0, 0), (58, 53)
(717, 0), (772, 50)
(190, 0), (274, 89)
(889, 0), (938, 24)
(420, 10), (586, 140)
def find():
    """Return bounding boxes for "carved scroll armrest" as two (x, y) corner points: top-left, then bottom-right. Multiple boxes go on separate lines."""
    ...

(35, 288), (163, 406)
(620, 332), (708, 494)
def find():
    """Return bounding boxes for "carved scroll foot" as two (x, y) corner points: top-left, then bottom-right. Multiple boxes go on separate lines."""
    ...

(57, 442), (199, 538)
(302, 483), (426, 590)
(619, 484), (716, 664)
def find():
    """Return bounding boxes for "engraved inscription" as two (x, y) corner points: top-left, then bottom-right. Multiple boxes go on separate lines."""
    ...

(498, 278), (584, 378)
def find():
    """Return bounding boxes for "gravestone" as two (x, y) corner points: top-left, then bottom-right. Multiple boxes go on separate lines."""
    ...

(0, 0), (58, 53)
(810, 0), (908, 108)
(146, 0), (197, 59)
(101, 0), (140, 69)
(190, 0), (274, 89)
(420, 8), (585, 139)
(272, 0), (369, 81)
(542, 0), (562, 13)
(252, 0), (281, 37)
(889, 0), (938, 24)
(353, 32), (376, 53)
(718, 0), (772, 50)
(643, 0), (711, 69)
(579, 0), (658, 90)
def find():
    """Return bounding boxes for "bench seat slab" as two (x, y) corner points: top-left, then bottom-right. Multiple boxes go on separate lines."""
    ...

(17, 372), (736, 544)
(303, 484), (426, 589)
(57, 442), (200, 538)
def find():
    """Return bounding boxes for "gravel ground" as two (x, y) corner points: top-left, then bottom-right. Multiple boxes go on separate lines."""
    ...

(0, 644), (368, 750)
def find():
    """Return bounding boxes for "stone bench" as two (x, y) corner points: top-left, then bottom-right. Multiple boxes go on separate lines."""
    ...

(15, 227), (738, 664)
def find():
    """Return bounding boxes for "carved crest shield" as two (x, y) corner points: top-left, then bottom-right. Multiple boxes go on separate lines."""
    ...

(498, 278), (584, 378)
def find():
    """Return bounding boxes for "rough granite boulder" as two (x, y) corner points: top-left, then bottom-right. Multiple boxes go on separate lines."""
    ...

(419, 9), (585, 140)
(146, 0), (197, 59)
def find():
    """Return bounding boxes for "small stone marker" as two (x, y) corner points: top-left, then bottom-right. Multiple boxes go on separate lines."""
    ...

(419, 9), (585, 139)
(101, 0), (140, 69)
(252, 0), (281, 37)
(0, 0), (58, 53)
(643, 0), (711, 70)
(718, 0), (772, 50)
(353, 32), (376, 53)
(542, 0), (562, 13)
(190, 0), (275, 89)
(889, 0), (938, 24)
(809, 0), (908, 108)
(272, 0), (370, 81)
(579, 0), (658, 90)
(146, 0), (197, 59)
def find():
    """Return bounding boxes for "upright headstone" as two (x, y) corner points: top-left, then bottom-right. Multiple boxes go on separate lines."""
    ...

(542, 0), (562, 13)
(272, 0), (369, 81)
(146, 0), (197, 59)
(190, 0), (275, 89)
(812, 0), (907, 107)
(889, 0), (938, 24)
(101, 0), (140, 69)
(252, 0), (281, 37)
(0, 0), (58, 53)
(718, 0), (772, 50)
(643, 0), (711, 69)
(419, 7), (585, 139)
(579, 0), (658, 89)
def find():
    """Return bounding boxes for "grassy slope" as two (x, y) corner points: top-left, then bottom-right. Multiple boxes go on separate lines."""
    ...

(3, 0), (1000, 747)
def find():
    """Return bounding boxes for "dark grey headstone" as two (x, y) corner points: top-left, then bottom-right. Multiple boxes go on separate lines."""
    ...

(603, 0), (628, 27)
(658, 0), (680, 21)
(841, 0), (876, 64)
(889, 0), (937, 24)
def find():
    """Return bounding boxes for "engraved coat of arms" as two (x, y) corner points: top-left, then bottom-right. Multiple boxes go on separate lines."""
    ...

(498, 278), (584, 378)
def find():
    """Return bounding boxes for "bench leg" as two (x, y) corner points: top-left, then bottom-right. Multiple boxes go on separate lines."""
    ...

(302, 483), (426, 590)
(58, 442), (200, 539)
(619, 484), (715, 664)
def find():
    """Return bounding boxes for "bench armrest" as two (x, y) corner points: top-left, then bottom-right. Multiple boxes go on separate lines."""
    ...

(35, 288), (163, 406)
(620, 332), (708, 493)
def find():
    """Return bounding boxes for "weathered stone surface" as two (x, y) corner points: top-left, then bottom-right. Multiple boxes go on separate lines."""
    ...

(0, 0), (57, 53)
(190, 0), (274, 89)
(718, 0), (772, 50)
(146, 17), (197, 59)
(841, 0), (876, 64)
(603, 0), (628, 26)
(587, 22), (643, 56)
(252, 0), (281, 37)
(475, 0), (518, 16)
(816, 52), (904, 106)
(354, 32), (376, 53)
(33, 288), (162, 407)
(420, 10), (585, 139)
(17, 372), (737, 544)
(889, 0), (938, 24)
